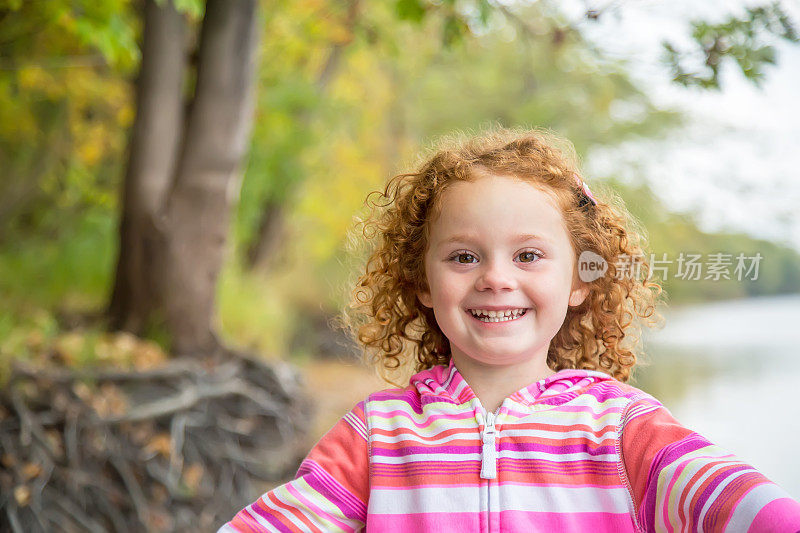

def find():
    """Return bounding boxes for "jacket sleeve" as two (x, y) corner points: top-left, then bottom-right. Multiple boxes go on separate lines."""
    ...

(619, 395), (800, 532)
(218, 401), (370, 532)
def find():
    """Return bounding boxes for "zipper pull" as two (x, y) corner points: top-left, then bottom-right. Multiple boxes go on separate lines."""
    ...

(480, 411), (497, 479)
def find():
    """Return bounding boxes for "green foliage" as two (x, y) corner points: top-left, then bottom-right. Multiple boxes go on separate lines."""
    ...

(217, 260), (299, 357)
(0, 209), (116, 376)
(0, 0), (138, 371)
(395, 0), (426, 23)
(170, 0), (205, 20)
(398, 19), (682, 152)
(394, 0), (493, 46)
(0, 0), (135, 242)
(0, 209), (115, 310)
(235, 77), (322, 252)
(68, 3), (140, 71)
(663, 2), (798, 89)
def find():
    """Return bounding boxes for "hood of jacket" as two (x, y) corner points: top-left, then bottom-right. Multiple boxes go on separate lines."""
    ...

(409, 358), (617, 409)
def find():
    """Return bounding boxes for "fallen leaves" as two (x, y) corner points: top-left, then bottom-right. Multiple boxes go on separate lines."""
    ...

(14, 485), (30, 506)
(0, 351), (310, 532)
(40, 330), (168, 372)
(144, 432), (172, 459)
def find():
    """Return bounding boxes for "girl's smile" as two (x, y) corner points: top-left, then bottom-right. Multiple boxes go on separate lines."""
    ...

(466, 307), (529, 324)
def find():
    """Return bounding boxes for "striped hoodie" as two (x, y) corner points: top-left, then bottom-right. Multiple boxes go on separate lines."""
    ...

(219, 359), (800, 532)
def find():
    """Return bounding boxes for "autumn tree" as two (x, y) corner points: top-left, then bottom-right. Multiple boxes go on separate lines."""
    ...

(108, 0), (259, 355)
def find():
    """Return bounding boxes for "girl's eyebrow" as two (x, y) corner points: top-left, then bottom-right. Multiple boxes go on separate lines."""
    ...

(438, 233), (551, 247)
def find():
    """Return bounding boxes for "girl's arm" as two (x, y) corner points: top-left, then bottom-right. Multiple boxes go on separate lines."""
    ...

(619, 396), (800, 532)
(218, 401), (370, 532)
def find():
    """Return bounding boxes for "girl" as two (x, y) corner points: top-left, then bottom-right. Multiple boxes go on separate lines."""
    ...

(219, 128), (800, 532)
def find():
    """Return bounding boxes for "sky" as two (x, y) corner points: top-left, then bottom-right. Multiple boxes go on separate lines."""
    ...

(558, 0), (800, 252)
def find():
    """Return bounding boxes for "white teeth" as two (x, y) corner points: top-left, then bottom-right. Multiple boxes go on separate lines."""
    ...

(468, 308), (527, 322)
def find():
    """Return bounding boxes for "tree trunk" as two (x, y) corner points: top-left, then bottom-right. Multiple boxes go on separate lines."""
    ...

(109, 0), (260, 356)
(161, 0), (260, 355)
(108, 0), (186, 332)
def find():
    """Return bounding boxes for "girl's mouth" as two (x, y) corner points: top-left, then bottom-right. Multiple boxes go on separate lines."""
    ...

(466, 308), (529, 323)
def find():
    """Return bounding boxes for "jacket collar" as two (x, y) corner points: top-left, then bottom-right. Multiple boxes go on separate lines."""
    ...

(410, 358), (615, 408)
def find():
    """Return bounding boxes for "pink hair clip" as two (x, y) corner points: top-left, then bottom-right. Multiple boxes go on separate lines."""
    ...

(573, 173), (597, 207)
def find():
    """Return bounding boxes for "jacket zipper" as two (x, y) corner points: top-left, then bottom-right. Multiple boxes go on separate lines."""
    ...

(480, 409), (499, 532)
(480, 410), (498, 479)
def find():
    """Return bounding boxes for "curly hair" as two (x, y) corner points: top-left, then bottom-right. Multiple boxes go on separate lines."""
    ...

(339, 126), (664, 386)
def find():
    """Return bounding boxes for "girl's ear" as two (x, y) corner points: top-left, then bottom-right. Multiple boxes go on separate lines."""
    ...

(568, 283), (590, 307)
(417, 289), (433, 308)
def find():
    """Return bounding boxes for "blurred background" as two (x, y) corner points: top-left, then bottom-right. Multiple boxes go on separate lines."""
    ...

(1, 0), (799, 528)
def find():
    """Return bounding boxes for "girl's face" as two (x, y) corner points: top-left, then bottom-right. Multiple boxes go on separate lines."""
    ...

(418, 173), (589, 370)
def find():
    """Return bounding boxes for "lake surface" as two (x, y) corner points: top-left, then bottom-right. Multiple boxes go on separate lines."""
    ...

(634, 293), (800, 500)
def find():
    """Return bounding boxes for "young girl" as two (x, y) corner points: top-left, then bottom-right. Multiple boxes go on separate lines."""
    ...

(219, 128), (800, 532)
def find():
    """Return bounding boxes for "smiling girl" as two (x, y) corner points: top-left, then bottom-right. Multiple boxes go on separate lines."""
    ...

(219, 127), (800, 532)
(416, 170), (589, 415)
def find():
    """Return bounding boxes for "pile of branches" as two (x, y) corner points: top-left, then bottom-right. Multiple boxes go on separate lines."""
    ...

(0, 350), (311, 532)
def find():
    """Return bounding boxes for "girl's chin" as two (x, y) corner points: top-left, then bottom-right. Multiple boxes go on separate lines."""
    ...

(454, 351), (535, 367)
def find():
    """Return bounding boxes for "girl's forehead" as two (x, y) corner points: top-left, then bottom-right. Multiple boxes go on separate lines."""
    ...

(432, 175), (563, 222)
(426, 176), (571, 245)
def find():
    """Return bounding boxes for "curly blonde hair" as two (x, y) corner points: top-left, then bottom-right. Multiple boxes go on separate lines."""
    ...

(339, 126), (664, 385)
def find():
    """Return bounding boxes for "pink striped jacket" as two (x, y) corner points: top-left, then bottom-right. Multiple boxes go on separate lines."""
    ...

(220, 360), (800, 532)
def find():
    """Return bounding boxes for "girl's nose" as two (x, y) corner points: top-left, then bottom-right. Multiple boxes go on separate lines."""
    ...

(475, 260), (517, 292)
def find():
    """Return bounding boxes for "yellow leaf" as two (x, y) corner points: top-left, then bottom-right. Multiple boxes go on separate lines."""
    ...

(72, 382), (92, 403)
(132, 341), (167, 371)
(17, 65), (47, 90)
(145, 433), (172, 458)
(182, 463), (204, 492)
(77, 139), (102, 167)
(55, 332), (85, 366)
(21, 462), (42, 480)
(117, 103), (135, 127)
(14, 485), (30, 506)
(91, 383), (128, 417)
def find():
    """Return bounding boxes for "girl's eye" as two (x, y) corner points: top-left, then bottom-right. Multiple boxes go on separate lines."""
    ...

(518, 251), (542, 263)
(453, 252), (477, 264)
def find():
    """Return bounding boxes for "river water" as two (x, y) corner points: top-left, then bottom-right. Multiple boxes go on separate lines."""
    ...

(636, 293), (800, 500)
